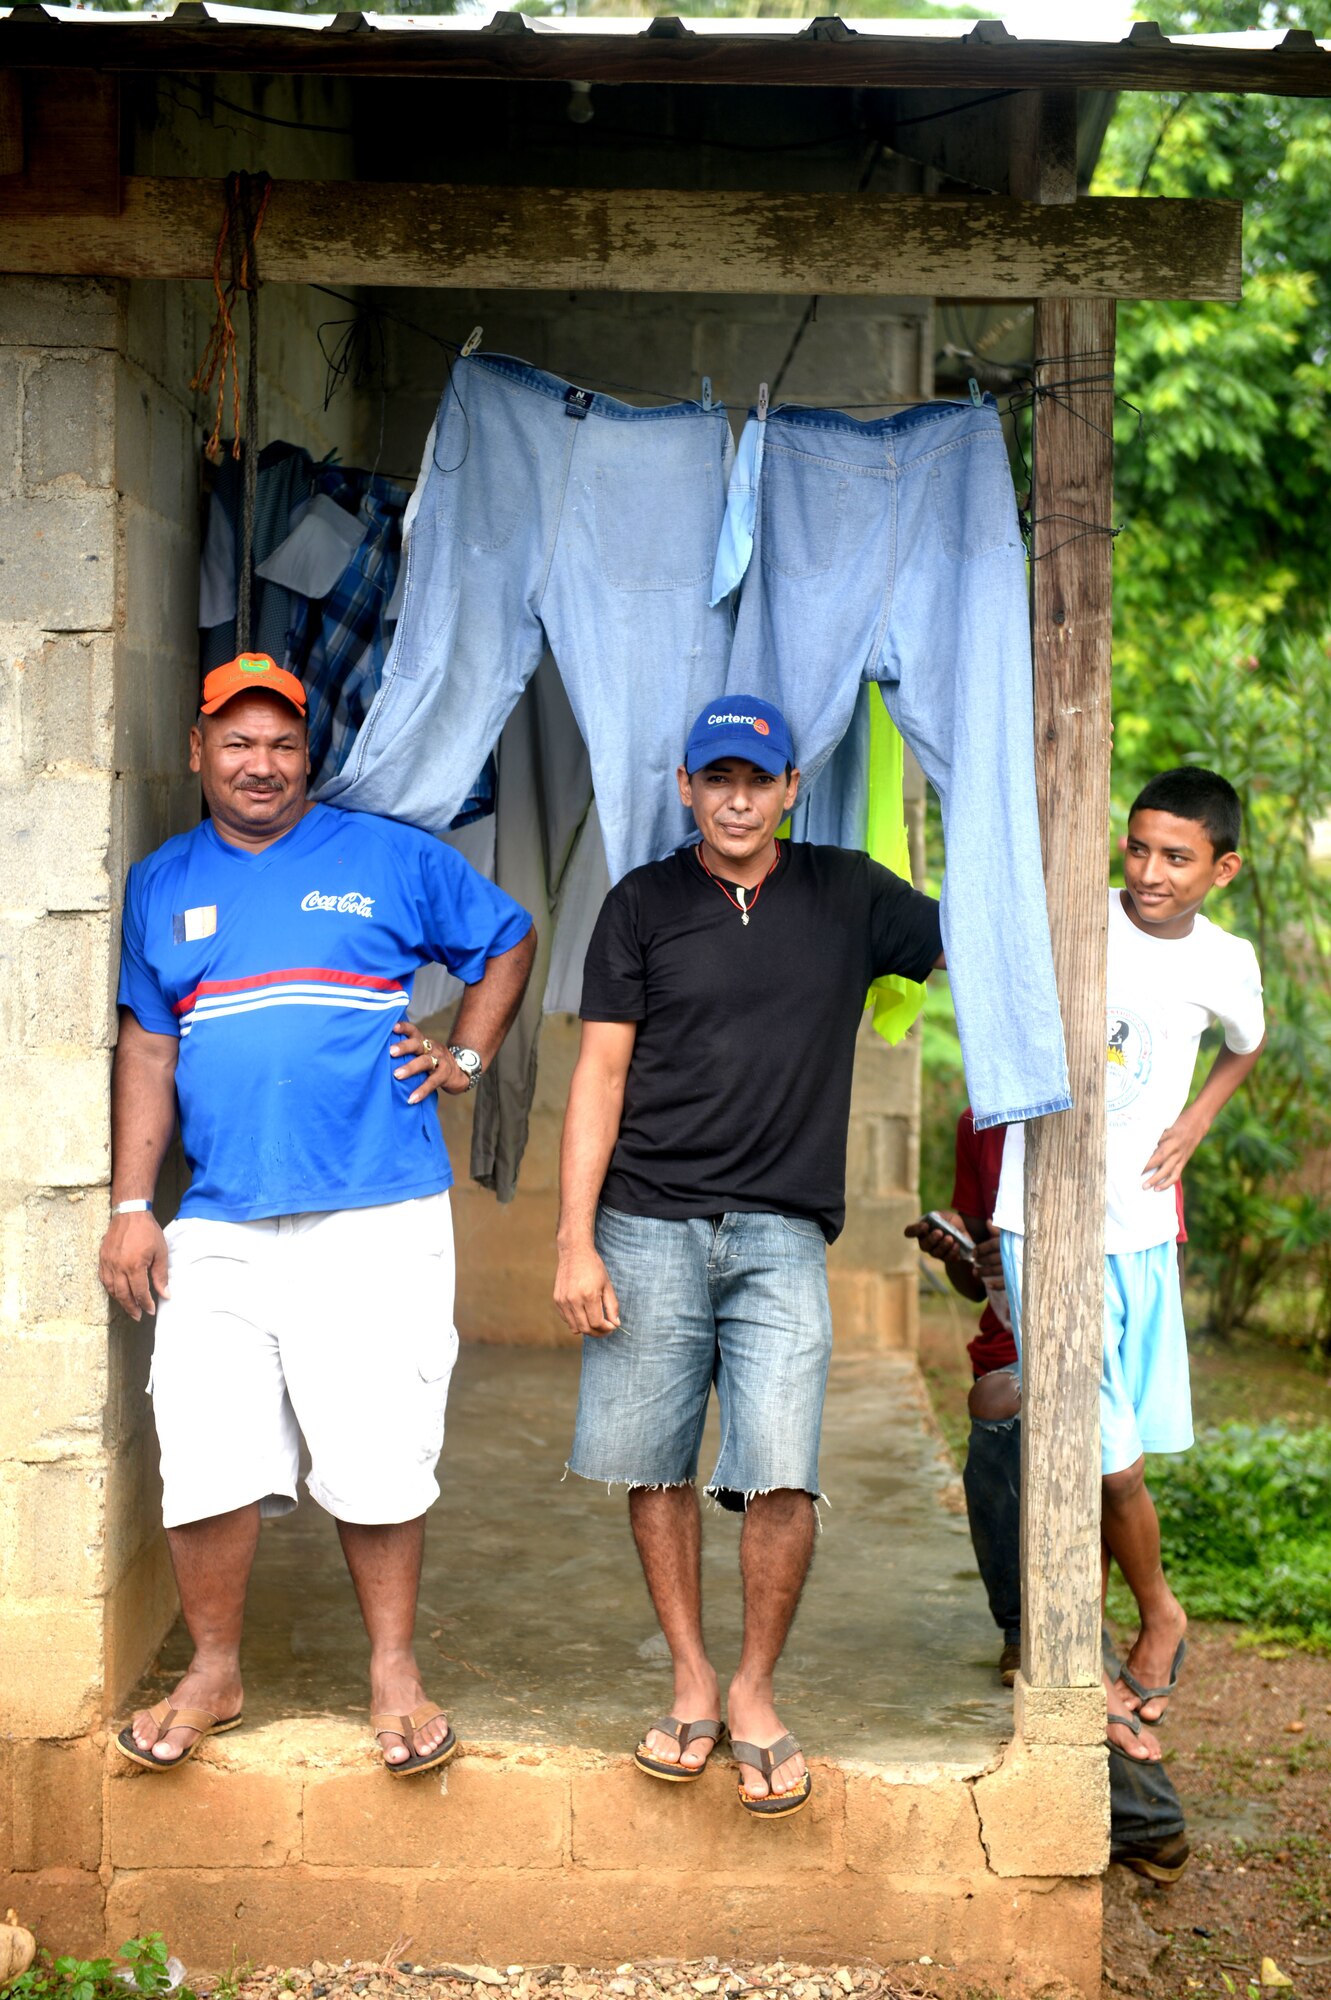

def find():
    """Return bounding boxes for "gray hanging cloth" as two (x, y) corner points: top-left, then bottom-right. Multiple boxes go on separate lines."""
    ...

(470, 654), (593, 1201)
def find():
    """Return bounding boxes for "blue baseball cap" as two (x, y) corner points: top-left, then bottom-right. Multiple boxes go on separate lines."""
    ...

(684, 694), (795, 778)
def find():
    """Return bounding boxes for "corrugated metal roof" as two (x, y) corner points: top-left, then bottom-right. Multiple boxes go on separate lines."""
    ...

(2, 6), (1328, 90)
(9, 5), (1331, 37)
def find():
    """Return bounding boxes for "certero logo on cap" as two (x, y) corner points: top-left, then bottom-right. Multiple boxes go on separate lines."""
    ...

(685, 695), (792, 778)
(239, 655), (273, 675)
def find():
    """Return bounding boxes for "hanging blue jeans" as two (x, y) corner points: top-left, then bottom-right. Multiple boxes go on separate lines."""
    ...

(717, 398), (1070, 1131)
(318, 355), (734, 885)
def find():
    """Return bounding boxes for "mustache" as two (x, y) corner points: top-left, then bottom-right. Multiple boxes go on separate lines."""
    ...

(236, 779), (285, 793)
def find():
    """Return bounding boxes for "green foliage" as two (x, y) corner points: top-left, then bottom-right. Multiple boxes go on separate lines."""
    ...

(9, 1938), (194, 2000)
(1094, 2), (1331, 686)
(1088, 7), (1331, 1348)
(1108, 1424), (1331, 1649)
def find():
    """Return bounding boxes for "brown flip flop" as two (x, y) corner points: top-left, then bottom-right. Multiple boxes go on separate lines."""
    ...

(731, 1732), (813, 1819)
(115, 1700), (244, 1771)
(634, 1716), (725, 1782)
(373, 1702), (459, 1777)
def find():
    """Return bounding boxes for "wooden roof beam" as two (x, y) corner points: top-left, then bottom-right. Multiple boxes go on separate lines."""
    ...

(0, 179), (1241, 300)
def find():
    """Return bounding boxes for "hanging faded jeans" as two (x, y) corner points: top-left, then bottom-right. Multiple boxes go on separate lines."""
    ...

(317, 355), (735, 885)
(715, 398), (1070, 1131)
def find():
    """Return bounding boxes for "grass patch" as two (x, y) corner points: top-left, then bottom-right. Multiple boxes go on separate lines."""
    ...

(9, 1936), (194, 2000)
(1106, 1422), (1331, 1650)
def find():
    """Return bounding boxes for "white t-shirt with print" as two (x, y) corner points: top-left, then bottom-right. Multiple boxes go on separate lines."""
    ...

(994, 889), (1264, 1254)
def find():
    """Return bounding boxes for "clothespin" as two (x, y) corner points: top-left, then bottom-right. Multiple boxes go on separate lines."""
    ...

(758, 381), (769, 423)
(461, 326), (483, 358)
(701, 375), (712, 412)
(968, 376), (983, 407)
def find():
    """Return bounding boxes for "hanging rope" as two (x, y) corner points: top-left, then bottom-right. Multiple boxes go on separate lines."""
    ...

(192, 169), (273, 649)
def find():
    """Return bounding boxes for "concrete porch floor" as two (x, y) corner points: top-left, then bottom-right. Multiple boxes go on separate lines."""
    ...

(71, 1348), (1104, 1990)
(130, 1347), (1012, 1766)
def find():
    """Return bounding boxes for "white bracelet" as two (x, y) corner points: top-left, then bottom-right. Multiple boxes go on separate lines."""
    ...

(110, 1199), (153, 1215)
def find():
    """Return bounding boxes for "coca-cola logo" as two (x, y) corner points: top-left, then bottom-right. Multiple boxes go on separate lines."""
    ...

(300, 889), (376, 919)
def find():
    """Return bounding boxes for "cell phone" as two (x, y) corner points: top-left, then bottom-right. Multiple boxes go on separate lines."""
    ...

(924, 1210), (977, 1257)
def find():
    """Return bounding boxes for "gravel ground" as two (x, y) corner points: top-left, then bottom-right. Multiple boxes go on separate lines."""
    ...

(211, 1958), (961, 2000)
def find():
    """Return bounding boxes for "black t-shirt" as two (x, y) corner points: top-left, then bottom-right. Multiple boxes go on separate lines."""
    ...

(580, 842), (941, 1241)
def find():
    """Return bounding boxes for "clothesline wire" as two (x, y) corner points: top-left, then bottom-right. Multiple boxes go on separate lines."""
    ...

(167, 71), (1020, 156)
(307, 282), (989, 415)
(316, 305), (392, 473)
(304, 283), (1136, 559)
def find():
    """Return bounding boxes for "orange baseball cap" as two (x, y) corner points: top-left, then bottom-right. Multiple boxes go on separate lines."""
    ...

(200, 653), (308, 717)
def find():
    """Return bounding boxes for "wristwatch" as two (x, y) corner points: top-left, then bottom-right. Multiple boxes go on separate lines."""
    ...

(446, 1044), (484, 1091)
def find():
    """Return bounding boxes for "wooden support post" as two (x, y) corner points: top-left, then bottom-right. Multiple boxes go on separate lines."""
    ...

(1019, 298), (1116, 1691)
(1009, 89), (1079, 204)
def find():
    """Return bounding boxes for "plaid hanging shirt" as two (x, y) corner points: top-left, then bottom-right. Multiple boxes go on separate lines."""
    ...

(293, 467), (495, 827)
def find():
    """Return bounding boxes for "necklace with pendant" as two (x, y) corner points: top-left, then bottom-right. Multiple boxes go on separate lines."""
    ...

(696, 841), (781, 925)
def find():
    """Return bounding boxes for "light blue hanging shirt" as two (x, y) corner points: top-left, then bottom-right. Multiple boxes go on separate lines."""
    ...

(709, 416), (764, 604)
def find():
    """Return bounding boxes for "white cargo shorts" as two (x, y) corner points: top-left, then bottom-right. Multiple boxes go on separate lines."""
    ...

(149, 1192), (459, 1528)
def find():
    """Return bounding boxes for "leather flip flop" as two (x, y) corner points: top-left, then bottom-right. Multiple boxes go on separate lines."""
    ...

(634, 1716), (724, 1782)
(731, 1732), (813, 1819)
(373, 1702), (459, 1777)
(115, 1700), (243, 1771)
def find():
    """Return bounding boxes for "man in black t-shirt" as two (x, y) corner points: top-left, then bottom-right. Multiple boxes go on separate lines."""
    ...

(554, 695), (943, 1820)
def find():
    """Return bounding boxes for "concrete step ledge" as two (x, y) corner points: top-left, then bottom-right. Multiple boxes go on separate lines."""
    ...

(2, 1728), (1103, 1997)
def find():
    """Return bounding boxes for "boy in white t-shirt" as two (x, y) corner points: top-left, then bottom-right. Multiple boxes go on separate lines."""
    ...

(993, 768), (1265, 1764)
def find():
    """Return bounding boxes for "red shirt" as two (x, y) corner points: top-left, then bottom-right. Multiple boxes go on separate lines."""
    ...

(951, 1109), (1015, 1376)
(950, 1108), (1187, 1378)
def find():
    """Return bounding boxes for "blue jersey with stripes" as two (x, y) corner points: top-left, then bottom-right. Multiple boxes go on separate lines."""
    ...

(117, 803), (532, 1222)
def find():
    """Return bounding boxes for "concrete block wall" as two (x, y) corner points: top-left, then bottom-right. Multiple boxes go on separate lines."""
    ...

(388, 286), (932, 1351)
(0, 247), (361, 1746)
(1, 274), (163, 1742)
(0, 1730), (1103, 1999)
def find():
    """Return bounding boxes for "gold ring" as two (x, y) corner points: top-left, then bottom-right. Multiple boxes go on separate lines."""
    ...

(429, 1053), (439, 1071)
(422, 1037), (433, 1052)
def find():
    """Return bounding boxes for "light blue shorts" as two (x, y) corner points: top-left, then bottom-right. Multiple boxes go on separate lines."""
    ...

(569, 1205), (834, 1507)
(999, 1231), (1193, 1476)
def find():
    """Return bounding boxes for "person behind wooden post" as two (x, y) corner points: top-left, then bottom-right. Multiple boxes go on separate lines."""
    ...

(99, 655), (536, 1777)
(553, 696), (947, 1819)
(905, 1110), (1022, 1689)
(907, 1110), (1194, 1885)
(991, 767), (1266, 1764)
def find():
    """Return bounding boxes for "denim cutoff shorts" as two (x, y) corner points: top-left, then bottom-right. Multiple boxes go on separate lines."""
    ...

(569, 1205), (834, 1506)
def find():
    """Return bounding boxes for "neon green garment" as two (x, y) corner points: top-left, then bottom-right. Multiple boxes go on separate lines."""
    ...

(866, 694), (927, 1044)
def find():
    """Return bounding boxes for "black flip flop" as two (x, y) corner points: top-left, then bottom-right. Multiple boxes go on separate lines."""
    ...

(634, 1716), (724, 1782)
(1121, 1639), (1188, 1723)
(731, 1732), (813, 1819)
(1106, 1708), (1162, 1762)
